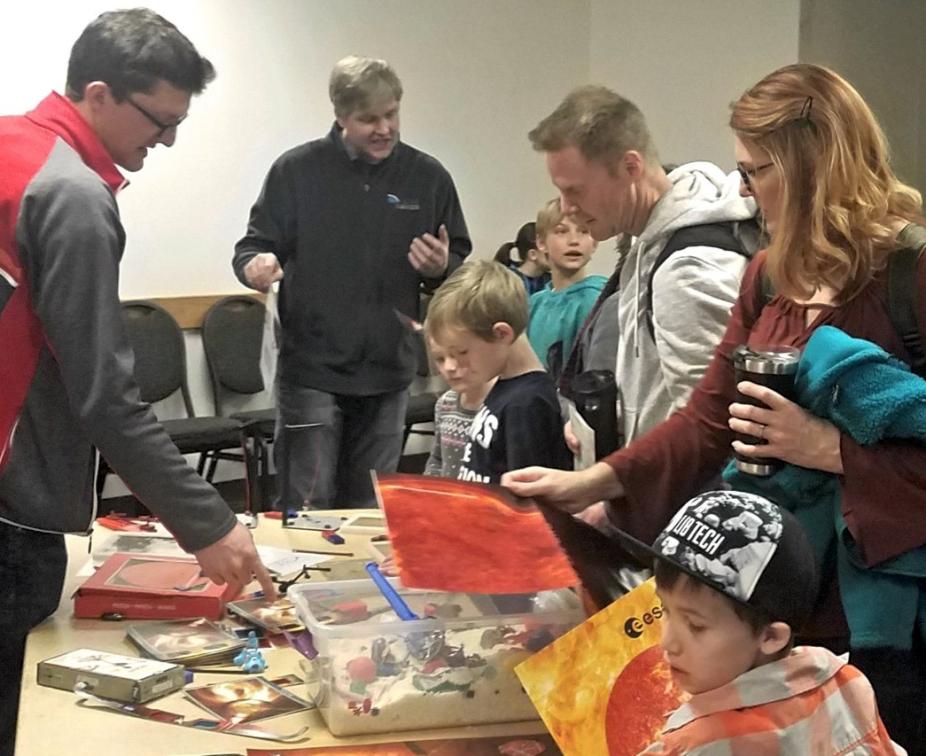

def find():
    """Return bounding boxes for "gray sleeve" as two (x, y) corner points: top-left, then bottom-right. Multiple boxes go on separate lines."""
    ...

(24, 171), (236, 552)
(651, 246), (747, 408)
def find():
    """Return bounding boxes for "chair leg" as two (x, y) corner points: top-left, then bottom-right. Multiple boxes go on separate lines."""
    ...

(259, 437), (271, 513)
(242, 435), (258, 514)
(205, 453), (219, 482)
(95, 457), (109, 503)
(196, 452), (208, 476)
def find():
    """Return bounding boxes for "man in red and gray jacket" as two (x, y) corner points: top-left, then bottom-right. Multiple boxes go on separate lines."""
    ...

(0, 9), (273, 752)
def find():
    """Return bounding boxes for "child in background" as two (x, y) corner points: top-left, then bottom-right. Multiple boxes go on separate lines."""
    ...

(494, 221), (550, 297)
(527, 199), (605, 378)
(425, 260), (571, 484)
(423, 338), (494, 479)
(628, 490), (903, 755)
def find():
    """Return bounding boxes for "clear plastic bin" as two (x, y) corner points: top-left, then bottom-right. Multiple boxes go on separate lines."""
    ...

(289, 578), (582, 736)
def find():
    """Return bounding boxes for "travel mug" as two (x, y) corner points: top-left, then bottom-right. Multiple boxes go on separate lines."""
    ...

(731, 345), (801, 476)
(570, 369), (620, 459)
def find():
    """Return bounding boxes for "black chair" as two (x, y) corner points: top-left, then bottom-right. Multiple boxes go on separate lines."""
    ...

(97, 300), (256, 510)
(201, 295), (276, 509)
(403, 294), (447, 450)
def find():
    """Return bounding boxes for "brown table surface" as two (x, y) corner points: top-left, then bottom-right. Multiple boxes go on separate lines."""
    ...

(18, 513), (545, 755)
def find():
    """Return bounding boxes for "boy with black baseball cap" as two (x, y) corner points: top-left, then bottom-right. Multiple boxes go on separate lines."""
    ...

(630, 490), (903, 754)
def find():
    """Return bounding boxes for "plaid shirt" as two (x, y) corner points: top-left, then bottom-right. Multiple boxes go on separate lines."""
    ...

(640, 646), (905, 755)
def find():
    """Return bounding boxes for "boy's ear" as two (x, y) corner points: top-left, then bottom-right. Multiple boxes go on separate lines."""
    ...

(491, 321), (515, 344)
(759, 621), (791, 656)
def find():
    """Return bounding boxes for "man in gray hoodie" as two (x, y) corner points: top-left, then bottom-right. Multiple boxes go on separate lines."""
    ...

(529, 86), (757, 448)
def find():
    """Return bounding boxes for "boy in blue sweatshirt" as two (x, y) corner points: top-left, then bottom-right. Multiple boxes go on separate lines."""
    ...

(527, 199), (606, 378)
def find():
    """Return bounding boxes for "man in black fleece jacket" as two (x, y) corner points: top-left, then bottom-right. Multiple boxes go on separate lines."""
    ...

(234, 55), (471, 509)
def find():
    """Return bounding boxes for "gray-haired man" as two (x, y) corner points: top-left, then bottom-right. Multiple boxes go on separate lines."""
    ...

(234, 56), (471, 509)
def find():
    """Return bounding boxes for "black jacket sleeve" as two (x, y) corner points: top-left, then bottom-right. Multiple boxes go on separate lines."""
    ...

(233, 155), (299, 286)
(421, 166), (471, 291)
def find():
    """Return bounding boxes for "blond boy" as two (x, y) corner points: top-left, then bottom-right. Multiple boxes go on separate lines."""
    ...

(527, 199), (605, 377)
(426, 261), (571, 483)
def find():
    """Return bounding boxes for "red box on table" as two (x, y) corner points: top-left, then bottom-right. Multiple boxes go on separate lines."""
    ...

(74, 553), (226, 620)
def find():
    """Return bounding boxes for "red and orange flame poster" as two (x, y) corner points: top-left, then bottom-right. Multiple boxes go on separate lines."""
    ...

(374, 473), (577, 595)
(515, 580), (687, 756)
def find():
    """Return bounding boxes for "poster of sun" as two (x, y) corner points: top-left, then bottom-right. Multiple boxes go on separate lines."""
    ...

(373, 473), (577, 594)
(515, 580), (687, 756)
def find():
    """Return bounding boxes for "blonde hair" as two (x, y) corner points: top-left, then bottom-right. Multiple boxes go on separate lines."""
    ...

(329, 55), (402, 118)
(536, 198), (566, 240)
(425, 260), (528, 341)
(529, 85), (658, 169)
(730, 63), (923, 302)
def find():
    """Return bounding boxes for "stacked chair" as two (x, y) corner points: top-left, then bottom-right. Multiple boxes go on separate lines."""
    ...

(96, 300), (258, 512)
(201, 295), (277, 510)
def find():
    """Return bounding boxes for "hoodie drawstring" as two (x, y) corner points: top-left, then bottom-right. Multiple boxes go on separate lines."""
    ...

(632, 240), (646, 358)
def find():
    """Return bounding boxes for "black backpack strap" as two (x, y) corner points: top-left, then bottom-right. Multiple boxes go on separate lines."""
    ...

(889, 223), (926, 376)
(558, 257), (622, 396)
(645, 222), (746, 340)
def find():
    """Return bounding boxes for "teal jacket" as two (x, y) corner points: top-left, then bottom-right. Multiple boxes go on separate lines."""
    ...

(528, 275), (607, 374)
(725, 325), (926, 649)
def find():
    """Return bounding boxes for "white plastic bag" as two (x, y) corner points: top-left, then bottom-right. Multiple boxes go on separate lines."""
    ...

(259, 285), (280, 402)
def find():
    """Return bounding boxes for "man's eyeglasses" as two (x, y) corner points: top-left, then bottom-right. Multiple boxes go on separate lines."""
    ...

(737, 162), (774, 191)
(125, 97), (186, 137)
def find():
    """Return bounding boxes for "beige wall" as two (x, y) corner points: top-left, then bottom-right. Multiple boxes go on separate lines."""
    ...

(589, 0), (801, 170)
(1, 0), (592, 296)
(799, 0), (926, 194)
(3, 1), (810, 288)
(7, 1), (921, 487)
(3, 1), (808, 484)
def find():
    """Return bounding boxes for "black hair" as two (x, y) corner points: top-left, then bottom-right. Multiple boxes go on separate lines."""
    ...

(493, 222), (537, 266)
(66, 8), (216, 101)
(654, 559), (776, 637)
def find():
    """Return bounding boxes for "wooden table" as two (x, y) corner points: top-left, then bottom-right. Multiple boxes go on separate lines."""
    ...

(17, 514), (546, 755)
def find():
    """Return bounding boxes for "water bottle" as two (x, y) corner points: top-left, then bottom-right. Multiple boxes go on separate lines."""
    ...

(570, 370), (620, 459)
(732, 345), (801, 476)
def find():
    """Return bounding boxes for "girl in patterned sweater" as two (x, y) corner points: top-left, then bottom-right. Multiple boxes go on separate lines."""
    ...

(424, 338), (494, 478)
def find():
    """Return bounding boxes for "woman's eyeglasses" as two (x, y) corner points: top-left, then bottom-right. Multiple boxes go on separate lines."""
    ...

(737, 161), (774, 191)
